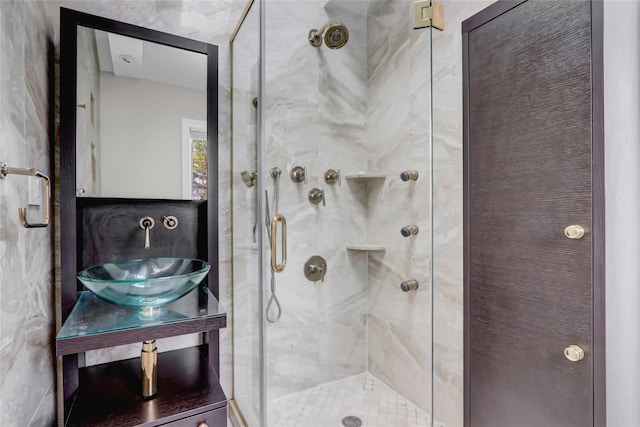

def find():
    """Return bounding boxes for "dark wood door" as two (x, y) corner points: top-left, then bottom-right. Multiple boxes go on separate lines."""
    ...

(463, 1), (604, 426)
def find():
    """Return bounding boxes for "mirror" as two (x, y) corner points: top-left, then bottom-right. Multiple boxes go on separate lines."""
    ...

(75, 27), (208, 200)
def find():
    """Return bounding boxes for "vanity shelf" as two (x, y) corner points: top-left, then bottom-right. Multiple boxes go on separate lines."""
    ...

(56, 285), (226, 356)
(345, 173), (387, 180)
(65, 345), (226, 427)
(346, 244), (386, 251)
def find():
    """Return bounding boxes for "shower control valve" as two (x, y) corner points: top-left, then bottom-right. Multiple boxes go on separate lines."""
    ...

(324, 168), (341, 186)
(401, 225), (419, 237)
(304, 255), (327, 282)
(400, 170), (419, 181)
(308, 188), (325, 206)
(290, 166), (307, 184)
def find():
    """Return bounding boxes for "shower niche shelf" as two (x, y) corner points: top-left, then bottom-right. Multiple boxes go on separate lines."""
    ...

(345, 173), (386, 180)
(346, 244), (386, 251)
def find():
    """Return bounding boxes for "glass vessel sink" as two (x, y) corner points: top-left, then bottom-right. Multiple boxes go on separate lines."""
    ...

(78, 257), (211, 312)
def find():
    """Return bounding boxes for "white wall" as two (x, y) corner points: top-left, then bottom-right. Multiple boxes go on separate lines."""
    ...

(99, 72), (205, 199)
(604, 1), (640, 425)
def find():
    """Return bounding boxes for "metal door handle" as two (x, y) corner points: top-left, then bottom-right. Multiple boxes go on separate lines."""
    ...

(564, 344), (585, 362)
(270, 214), (287, 272)
(564, 224), (585, 239)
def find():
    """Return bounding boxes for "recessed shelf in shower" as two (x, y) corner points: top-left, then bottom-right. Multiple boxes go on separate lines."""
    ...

(346, 244), (386, 251)
(345, 173), (386, 181)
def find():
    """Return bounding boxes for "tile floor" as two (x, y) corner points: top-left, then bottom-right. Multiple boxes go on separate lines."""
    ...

(268, 373), (429, 427)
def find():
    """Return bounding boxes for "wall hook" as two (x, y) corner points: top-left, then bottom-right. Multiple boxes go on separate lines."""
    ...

(0, 161), (50, 228)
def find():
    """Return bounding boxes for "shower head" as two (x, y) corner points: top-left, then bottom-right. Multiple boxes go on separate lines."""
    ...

(308, 23), (349, 49)
(240, 171), (257, 188)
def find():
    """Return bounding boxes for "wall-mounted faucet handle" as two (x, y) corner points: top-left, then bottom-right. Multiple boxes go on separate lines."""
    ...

(308, 188), (325, 206)
(163, 215), (178, 230)
(324, 169), (341, 186)
(139, 216), (155, 249)
(400, 279), (419, 292)
(290, 166), (307, 184)
(400, 170), (419, 181)
(401, 225), (419, 237)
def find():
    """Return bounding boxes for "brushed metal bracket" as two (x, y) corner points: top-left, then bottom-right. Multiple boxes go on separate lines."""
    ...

(413, 0), (444, 31)
(0, 161), (50, 228)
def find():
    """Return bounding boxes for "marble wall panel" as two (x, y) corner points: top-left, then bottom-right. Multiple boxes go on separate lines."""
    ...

(263, 0), (370, 400)
(0, 1), (58, 426)
(366, 0), (432, 414)
(431, 2), (493, 427)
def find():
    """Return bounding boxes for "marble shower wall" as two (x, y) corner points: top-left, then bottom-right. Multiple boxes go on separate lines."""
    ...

(0, 1), (59, 426)
(365, 0), (432, 414)
(431, 2), (491, 427)
(263, 0), (370, 400)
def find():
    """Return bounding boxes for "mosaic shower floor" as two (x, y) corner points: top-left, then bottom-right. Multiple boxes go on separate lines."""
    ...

(268, 373), (430, 427)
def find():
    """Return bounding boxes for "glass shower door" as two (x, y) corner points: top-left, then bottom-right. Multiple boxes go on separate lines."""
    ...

(230, 1), (262, 425)
(260, 1), (433, 426)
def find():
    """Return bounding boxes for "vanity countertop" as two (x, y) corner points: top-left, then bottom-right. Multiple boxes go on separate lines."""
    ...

(56, 285), (226, 356)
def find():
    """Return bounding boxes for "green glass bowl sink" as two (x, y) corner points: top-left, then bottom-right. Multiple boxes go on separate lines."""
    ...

(78, 257), (211, 311)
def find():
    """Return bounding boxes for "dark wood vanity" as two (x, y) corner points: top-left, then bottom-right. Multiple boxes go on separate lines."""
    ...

(56, 8), (226, 426)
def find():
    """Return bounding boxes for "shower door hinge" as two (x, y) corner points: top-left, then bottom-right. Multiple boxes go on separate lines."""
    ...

(413, 0), (445, 31)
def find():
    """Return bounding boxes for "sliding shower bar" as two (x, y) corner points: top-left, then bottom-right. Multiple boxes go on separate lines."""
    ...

(0, 161), (50, 228)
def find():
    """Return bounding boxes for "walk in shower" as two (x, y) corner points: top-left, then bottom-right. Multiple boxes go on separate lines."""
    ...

(229, 1), (488, 426)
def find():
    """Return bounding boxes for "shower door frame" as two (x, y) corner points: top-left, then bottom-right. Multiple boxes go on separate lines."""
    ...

(241, 1), (437, 425)
(229, 0), (267, 425)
